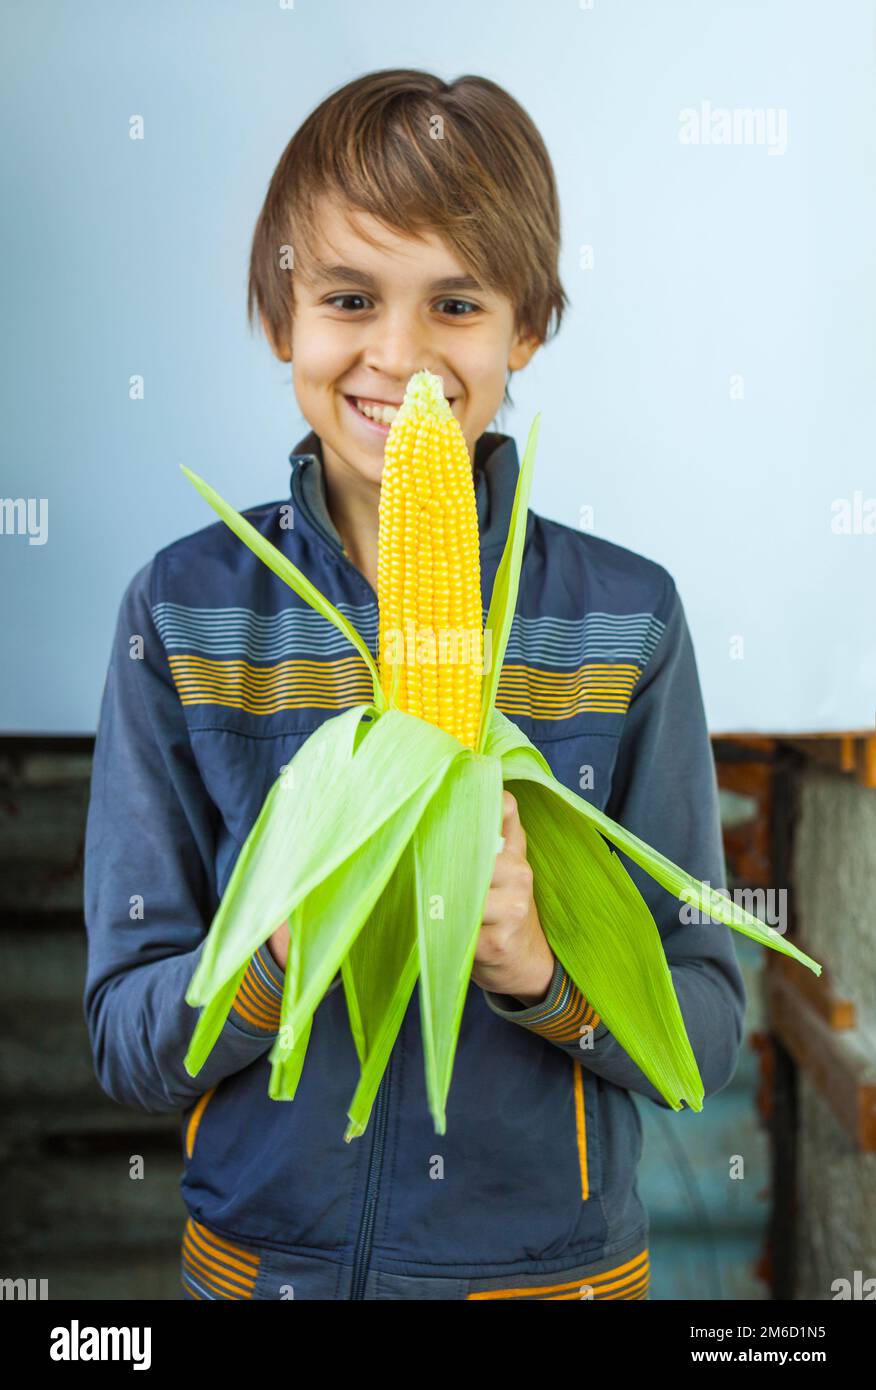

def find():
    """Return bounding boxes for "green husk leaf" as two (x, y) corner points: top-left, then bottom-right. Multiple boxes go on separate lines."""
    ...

(509, 777), (703, 1110)
(476, 413), (541, 753)
(484, 707), (821, 975)
(275, 770), (452, 1059)
(387, 640), (402, 710)
(182, 957), (253, 1079)
(184, 703), (372, 1075)
(414, 751), (505, 1133)
(268, 795), (422, 1100)
(184, 706), (462, 1079)
(184, 700), (374, 1006)
(180, 465), (385, 712)
(342, 839), (419, 1139)
(267, 902), (311, 1101)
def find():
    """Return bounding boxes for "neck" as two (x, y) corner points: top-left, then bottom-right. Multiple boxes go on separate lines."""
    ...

(318, 436), (486, 596)
(320, 450), (381, 595)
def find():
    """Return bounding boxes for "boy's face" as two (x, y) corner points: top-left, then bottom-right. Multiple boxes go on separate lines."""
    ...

(273, 197), (539, 488)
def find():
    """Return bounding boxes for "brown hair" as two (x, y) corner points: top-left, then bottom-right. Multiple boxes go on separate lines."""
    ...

(247, 69), (568, 409)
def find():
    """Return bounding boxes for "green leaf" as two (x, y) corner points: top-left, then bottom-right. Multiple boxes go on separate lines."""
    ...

(186, 707), (368, 1002)
(485, 708), (821, 976)
(181, 957), (252, 1080)
(267, 902), (311, 1102)
(184, 706), (463, 1081)
(180, 465), (385, 712)
(509, 777), (703, 1110)
(184, 703), (372, 1077)
(342, 840), (420, 1139)
(476, 413), (542, 753)
(276, 772), (452, 1058)
(414, 751), (505, 1132)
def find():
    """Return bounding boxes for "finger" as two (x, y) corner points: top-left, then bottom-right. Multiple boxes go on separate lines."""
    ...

(486, 847), (517, 896)
(481, 871), (532, 927)
(474, 917), (513, 959)
(500, 790), (527, 855)
(480, 885), (504, 926)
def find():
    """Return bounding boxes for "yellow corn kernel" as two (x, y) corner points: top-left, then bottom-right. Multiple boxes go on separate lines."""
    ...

(377, 370), (483, 749)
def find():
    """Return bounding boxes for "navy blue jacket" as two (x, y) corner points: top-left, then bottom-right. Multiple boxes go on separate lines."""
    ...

(83, 428), (745, 1301)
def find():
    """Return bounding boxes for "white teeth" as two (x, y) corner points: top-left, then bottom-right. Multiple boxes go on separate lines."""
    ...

(355, 398), (399, 426)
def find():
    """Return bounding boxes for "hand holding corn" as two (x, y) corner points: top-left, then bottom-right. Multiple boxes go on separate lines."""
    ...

(471, 789), (555, 1005)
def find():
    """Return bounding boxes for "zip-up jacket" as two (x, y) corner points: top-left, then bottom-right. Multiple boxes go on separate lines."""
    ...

(83, 428), (746, 1301)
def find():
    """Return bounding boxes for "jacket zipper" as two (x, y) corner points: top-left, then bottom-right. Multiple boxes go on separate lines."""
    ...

(349, 1050), (393, 1299)
(294, 454), (391, 1301)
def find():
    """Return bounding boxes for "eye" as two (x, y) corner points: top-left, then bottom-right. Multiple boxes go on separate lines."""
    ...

(325, 294), (372, 312)
(435, 298), (480, 317)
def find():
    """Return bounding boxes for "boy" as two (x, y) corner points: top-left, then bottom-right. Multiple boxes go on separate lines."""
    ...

(84, 68), (745, 1301)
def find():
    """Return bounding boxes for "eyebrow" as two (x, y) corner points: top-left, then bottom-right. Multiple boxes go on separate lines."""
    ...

(305, 264), (486, 295)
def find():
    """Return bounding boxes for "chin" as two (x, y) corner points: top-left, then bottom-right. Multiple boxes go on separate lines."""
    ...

(343, 444), (385, 485)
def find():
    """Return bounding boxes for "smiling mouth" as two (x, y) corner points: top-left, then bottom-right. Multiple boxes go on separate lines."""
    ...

(345, 393), (457, 427)
(349, 396), (401, 426)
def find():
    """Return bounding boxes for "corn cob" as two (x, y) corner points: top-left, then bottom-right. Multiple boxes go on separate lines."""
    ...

(377, 370), (483, 749)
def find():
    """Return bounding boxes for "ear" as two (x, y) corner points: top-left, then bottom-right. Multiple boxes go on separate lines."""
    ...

(508, 333), (541, 373)
(260, 311), (292, 363)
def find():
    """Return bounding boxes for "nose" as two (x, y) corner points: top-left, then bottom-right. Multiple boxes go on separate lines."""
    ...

(360, 312), (448, 396)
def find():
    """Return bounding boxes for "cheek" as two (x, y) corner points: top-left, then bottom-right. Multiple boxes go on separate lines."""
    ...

(291, 318), (356, 384)
(454, 337), (512, 422)
(460, 340), (506, 393)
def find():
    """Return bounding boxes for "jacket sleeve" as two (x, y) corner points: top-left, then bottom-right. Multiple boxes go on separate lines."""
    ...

(83, 559), (287, 1116)
(482, 573), (747, 1108)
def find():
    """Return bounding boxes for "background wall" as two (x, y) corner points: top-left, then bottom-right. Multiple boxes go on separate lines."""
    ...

(2, 0), (874, 733)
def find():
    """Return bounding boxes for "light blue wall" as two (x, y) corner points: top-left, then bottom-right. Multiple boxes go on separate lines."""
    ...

(2, 0), (873, 733)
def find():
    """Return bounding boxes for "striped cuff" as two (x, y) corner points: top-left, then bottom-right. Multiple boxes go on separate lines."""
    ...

(229, 943), (285, 1035)
(483, 958), (605, 1045)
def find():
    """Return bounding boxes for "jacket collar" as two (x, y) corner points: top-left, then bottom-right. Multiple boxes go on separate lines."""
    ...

(288, 429), (522, 562)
